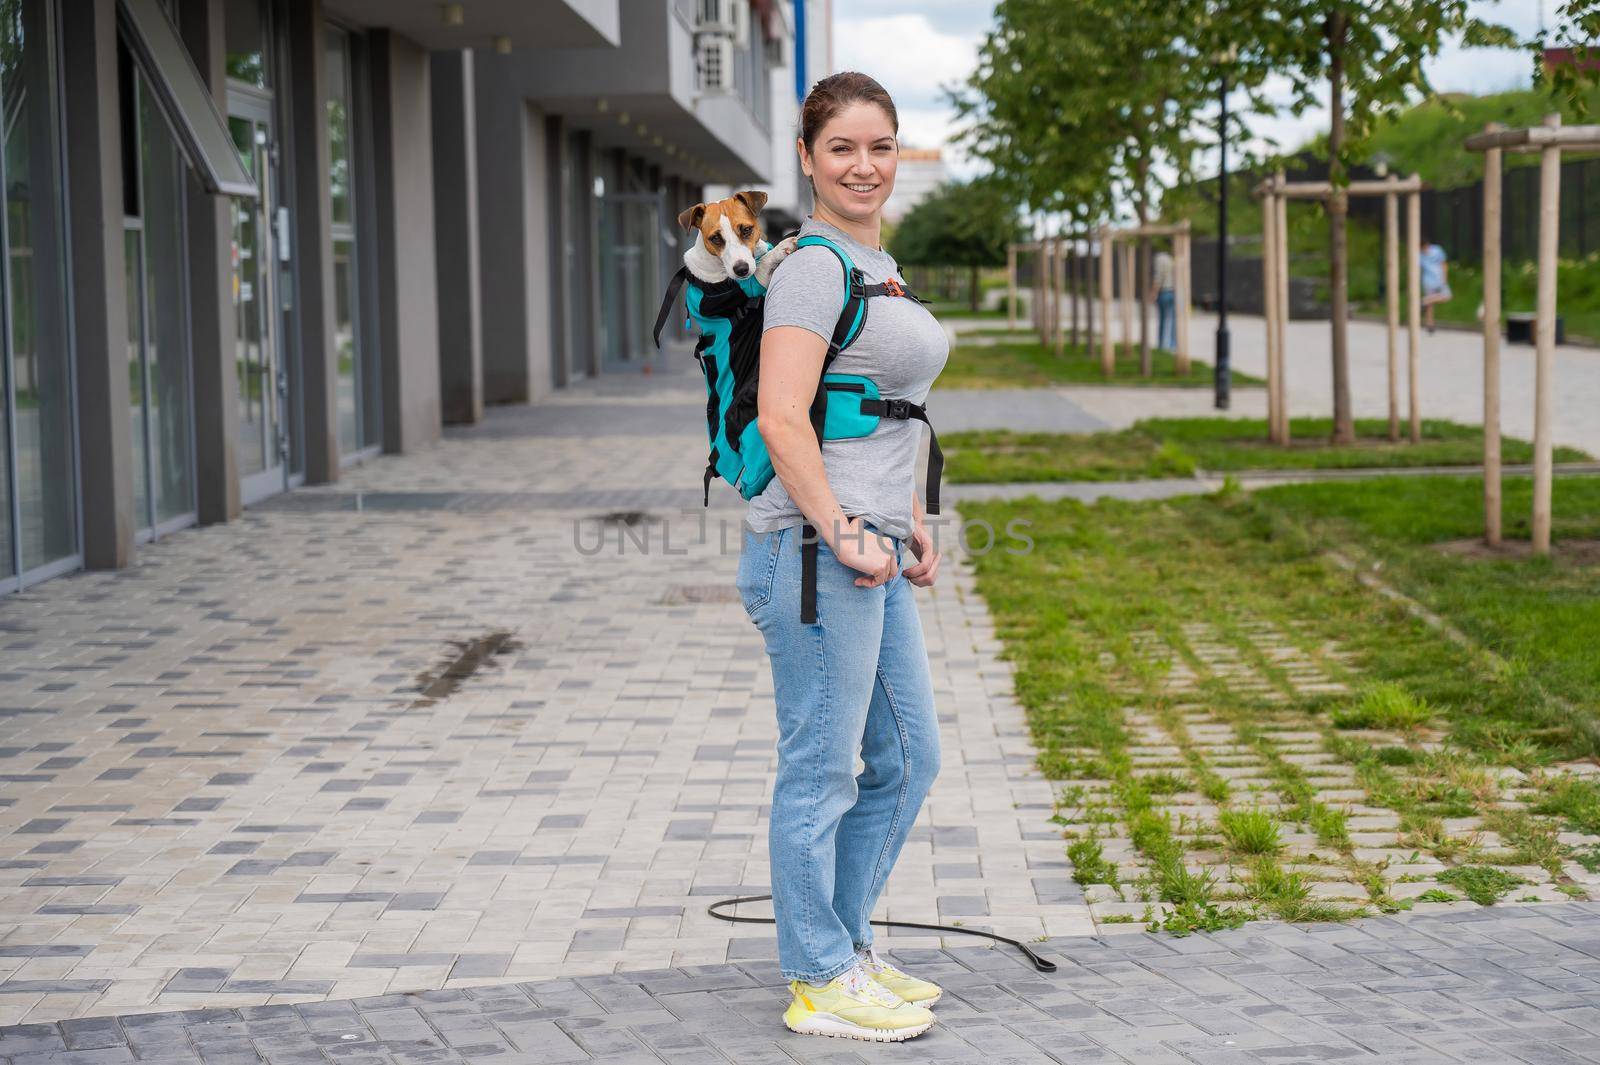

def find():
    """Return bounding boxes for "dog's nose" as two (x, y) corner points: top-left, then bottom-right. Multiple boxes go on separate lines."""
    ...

(732, 261), (750, 278)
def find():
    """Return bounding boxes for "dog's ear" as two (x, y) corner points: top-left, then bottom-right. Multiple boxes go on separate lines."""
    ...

(677, 203), (707, 231)
(734, 190), (768, 216)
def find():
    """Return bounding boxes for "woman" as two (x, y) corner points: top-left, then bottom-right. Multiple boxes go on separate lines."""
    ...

(735, 71), (948, 1043)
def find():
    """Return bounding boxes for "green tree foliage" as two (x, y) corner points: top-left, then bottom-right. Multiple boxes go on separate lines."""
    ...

(948, 0), (1281, 365)
(1220, 1), (1516, 444)
(889, 179), (1026, 310)
(1536, 1), (1600, 115)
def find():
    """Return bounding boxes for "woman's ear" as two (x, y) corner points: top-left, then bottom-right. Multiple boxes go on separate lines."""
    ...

(795, 136), (810, 177)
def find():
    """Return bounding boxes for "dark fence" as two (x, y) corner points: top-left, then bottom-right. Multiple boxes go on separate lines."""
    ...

(1008, 242), (1324, 319)
(1396, 157), (1600, 265)
(902, 265), (982, 306)
(1192, 151), (1600, 268)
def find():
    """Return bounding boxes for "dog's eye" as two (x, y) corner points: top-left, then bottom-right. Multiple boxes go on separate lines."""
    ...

(738, 226), (754, 239)
(708, 233), (723, 247)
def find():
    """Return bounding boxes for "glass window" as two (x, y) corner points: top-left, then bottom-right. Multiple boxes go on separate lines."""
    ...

(126, 228), (149, 526)
(326, 27), (375, 452)
(230, 115), (269, 476)
(225, 0), (267, 88)
(3, 0), (76, 573)
(139, 74), (193, 525)
(120, 0), (256, 197)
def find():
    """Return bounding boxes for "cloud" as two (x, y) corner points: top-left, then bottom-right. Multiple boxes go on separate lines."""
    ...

(833, 14), (980, 178)
(833, 14), (976, 114)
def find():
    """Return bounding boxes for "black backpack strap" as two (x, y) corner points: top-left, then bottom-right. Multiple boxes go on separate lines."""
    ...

(860, 398), (943, 515)
(800, 522), (819, 623)
(653, 264), (690, 349)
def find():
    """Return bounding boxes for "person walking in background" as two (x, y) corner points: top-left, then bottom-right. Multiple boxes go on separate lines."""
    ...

(1153, 248), (1176, 352)
(1420, 237), (1451, 334)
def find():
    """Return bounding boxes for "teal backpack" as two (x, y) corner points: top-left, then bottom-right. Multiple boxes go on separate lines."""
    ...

(654, 232), (944, 622)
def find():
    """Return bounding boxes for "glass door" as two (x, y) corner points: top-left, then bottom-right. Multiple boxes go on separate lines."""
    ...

(0, 0), (77, 590)
(123, 49), (197, 540)
(229, 97), (288, 503)
(598, 192), (665, 372)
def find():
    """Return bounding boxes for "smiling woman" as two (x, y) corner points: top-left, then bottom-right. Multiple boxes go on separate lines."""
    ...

(735, 71), (952, 1045)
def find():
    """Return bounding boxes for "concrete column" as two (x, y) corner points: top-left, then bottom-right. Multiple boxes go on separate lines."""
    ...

(544, 114), (570, 390)
(430, 49), (481, 425)
(472, 53), (530, 404)
(578, 135), (602, 377)
(285, 0), (340, 482)
(60, 0), (134, 569)
(521, 102), (554, 401)
(179, 0), (240, 524)
(369, 30), (441, 453)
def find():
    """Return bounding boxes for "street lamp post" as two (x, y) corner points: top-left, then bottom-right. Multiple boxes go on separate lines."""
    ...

(1215, 62), (1231, 410)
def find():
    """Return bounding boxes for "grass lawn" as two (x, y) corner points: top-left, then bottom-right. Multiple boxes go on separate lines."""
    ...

(943, 418), (1594, 484)
(924, 303), (1008, 319)
(961, 476), (1600, 932)
(939, 339), (1260, 390)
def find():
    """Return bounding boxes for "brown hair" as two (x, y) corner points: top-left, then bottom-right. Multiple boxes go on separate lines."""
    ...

(800, 71), (899, 154)
(799, 73), (898, 199)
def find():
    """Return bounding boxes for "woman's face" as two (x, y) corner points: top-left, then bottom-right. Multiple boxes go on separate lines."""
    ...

(799, 102), (898, 224)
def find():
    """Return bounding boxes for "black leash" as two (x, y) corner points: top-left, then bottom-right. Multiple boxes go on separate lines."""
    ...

(706, 893), (1058, 974)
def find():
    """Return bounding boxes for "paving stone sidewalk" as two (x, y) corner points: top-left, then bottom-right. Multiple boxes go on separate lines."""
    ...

(7, 904), (1600, 1063)
(0, 367), (1084, 1026)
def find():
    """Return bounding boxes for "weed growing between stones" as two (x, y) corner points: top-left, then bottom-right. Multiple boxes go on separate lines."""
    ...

(969, 489), (1600, 934)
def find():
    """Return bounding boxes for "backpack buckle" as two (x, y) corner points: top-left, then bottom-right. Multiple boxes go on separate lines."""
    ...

(884, 277), (905, 298)
(885, 399), (911, 419)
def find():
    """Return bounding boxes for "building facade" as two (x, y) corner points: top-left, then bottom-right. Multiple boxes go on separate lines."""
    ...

(0, 0), (788, 595)
(882, 146), (947, 223)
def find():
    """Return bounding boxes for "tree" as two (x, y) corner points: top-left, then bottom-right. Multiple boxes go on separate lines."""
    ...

(949, 0), (1279, 371)
(889, 179), (1026, 311)
(1538, 1), (1600, 114)
(1223, 0), (1515, 443)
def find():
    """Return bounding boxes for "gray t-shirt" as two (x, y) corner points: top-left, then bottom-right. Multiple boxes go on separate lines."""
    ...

(747, 217), (949, 540)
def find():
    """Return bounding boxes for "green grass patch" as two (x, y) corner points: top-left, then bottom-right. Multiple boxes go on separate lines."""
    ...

(1436, 865), (1528, 906)
(1066, 836), (1120, 888)
(940, 418), (1590, 485)
(937, 340), (1252, 390)
(1331, 682), (1435, 732)
(943, 429), (1197, 484)
(1257, 475), (1600, 744)
(1145, 900), (1252, 937)
(1532, 775), (1600, 835)
(1416, 888), (1460, 903)
(1218, 809), (1284, 855)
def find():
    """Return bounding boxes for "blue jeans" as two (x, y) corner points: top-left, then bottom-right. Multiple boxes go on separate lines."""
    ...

(1157, 288), (1176, 351)
(735, 522), (941, 984)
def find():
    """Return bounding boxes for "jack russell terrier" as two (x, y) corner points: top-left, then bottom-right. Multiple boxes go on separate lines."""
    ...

(678, 190), (798, 286)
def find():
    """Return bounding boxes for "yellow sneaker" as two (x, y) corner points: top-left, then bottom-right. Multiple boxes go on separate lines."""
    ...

(858, 945), (943, 1005)
(782, 964), (936, 1042)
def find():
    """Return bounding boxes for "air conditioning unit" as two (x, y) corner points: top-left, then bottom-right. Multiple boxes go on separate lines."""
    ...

(696, 0), (736, 35)
(697, 34), (734, 92)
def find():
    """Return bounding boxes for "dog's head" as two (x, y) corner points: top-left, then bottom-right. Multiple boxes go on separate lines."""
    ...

(678, 190), (768, 280)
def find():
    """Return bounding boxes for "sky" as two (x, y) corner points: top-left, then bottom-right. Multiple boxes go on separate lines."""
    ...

(834, 0), (1555, 196)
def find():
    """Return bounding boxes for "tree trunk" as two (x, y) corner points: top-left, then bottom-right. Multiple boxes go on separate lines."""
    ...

(1327, 11), (1354, 444)
(1136, 156), (1152, 376)
(969, 264), (980, 312)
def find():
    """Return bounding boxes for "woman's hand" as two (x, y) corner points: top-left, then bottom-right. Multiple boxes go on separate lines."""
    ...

(833, 517), (899, 588)
(902, 519), (941, 588)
